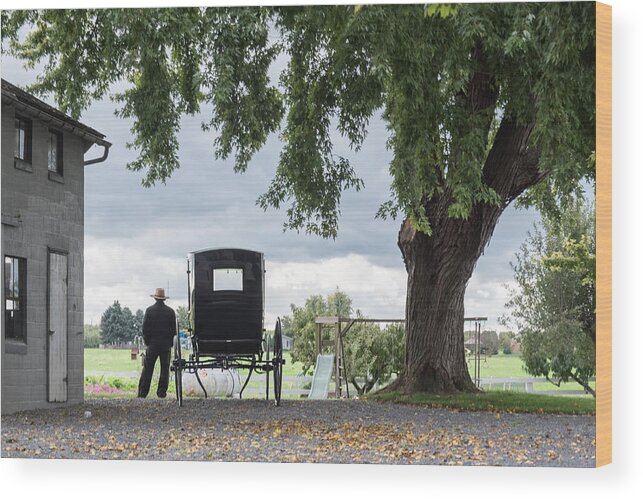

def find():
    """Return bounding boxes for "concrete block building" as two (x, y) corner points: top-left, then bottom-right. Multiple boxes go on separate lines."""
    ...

(1, 79), (110, 414)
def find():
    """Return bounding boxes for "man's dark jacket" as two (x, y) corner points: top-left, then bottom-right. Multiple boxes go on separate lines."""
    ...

(143, 300), (177, 349)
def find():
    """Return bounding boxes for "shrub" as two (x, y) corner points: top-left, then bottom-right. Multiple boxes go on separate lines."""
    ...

(84, 324), (102, 348)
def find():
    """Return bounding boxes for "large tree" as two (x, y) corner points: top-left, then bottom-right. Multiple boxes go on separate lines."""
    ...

(1, 4), (596, 393)
(100, 301), (130, 344)
(99, 302), (142, 343)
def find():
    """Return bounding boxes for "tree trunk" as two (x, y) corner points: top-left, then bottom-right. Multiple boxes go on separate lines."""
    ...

(390, 205), (503, 393)
(387, 115), (547, 394)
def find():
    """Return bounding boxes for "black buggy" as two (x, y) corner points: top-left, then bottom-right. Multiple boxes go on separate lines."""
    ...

(171, 248), (284, 406)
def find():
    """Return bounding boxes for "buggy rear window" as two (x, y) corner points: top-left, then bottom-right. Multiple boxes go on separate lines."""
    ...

(213, 268), (243, 291)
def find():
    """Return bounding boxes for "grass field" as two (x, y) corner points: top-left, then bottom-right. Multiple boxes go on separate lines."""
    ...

(469, 353), (528, 378)
(85, 348), (305, 375)
(467, 353), (595, 394)
(84, 348), (307, 399)
(85, 348), (143, 372)
(84, 348), (593, 402)
(85, 348), (528, 378)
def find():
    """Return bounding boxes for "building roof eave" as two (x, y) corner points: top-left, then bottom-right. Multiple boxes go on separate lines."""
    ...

(1, 79), (111, 151)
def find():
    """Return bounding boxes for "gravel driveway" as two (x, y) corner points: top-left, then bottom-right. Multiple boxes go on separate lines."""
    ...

(1, 398), (595, 467)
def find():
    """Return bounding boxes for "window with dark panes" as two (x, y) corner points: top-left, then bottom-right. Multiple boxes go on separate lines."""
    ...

(4, 256), (27, 342)
(48, 129), (63, 174)
(14, 117), (32, 163)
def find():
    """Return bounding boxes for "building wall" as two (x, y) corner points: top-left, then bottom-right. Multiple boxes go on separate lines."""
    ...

(1, 101), (86, 414)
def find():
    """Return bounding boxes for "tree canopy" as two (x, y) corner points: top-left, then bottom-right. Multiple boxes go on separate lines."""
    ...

(99, 301), (144, 344)
(84, 323), (102, 348)
(286, 290), (353, 375)
(176, 305), (190, 331)
(1, 4), (595, 237)
(344, 321), (405, 395)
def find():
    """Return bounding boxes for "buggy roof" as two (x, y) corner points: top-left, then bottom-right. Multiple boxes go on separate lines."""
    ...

(189, 247), (263, 257)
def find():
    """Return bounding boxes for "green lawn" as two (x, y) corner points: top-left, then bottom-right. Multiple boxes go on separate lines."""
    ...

(468, 353), (528, 378)
(467, 353), (594, 394)
(84, 349), (306, 400)
(82, 349), (551, 383)
(368, 390), (595, 415)
(84, 348), (593, 404)
(85, 348), (143, 372)
(84, 348), (304, 377)
(85, 349), (590, 394)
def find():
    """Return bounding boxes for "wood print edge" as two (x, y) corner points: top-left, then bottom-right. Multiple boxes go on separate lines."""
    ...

(595, 0), (612, 468)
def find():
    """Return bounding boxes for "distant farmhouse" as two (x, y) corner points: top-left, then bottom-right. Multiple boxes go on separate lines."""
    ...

(282, 334), (293, 351)
(1, 80), (110, 414)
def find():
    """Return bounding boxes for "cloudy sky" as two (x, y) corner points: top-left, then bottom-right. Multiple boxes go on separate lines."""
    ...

(1, 7), (543, 330)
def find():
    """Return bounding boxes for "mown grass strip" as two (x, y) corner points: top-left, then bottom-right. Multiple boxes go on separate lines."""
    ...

(368, 390), (596, 415)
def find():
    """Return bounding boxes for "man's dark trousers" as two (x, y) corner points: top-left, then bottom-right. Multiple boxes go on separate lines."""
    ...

(137, 344), (171, 398)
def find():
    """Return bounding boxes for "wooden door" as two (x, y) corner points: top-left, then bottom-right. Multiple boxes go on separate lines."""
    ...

(48, 251), (68, 402)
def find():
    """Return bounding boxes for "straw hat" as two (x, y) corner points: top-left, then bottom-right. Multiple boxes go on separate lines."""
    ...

(151, 288), (169, 300)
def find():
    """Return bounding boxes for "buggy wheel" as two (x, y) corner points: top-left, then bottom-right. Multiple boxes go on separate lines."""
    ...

(173, 335), (183, 407)
(273, 318), (284, 406)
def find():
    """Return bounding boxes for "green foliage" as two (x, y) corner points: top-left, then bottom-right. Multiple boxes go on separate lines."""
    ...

(503, 200), (596, 396)
(84, 375), (139, 391)
(288, 290), (352, 375)
(286, 290), (404, 394)
(176, 305), (190, 331)
(424, 4), (459, 19)
(99, 301), (142, 344)
(498, 331), (516, 355)
(100, 301), (126, 344)
(464, 329), (499, 355)
(480, 330), (499, 356)
(1, 4), (595, 237)
(132, 309), (144, 337)
(345, 322), (405, 394)
(84, 324), (102, 348)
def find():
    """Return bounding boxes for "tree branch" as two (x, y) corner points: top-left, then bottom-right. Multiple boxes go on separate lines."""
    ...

(569, 371), (596, 398)
(482, 105), (547, 205)
(505, 146), (547, 204)
(459, 40), (497, 114)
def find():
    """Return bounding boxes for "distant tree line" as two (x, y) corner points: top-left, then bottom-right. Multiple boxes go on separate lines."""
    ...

(83, 324), (101, 348)
(462, 330), (519, 356)
(99, 301), (144, 345)
(84, 303), (190, 348)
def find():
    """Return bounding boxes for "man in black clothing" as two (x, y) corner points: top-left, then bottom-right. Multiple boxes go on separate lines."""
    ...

(137, 288), (177, 398)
